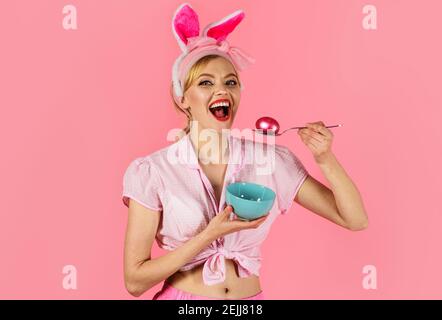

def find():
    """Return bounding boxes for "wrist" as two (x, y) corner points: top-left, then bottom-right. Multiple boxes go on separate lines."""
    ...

(315, 151), (336, 166)
(197, 229), (216, 246)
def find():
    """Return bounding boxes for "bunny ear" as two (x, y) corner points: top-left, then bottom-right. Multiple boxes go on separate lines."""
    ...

(202, 10), (245, 42)
(172, 3), (200, 52)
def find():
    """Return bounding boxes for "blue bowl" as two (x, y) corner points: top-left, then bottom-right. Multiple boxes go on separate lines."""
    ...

(225, 182), (276, 220)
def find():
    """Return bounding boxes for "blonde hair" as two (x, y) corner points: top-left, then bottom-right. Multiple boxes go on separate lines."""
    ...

(170, 55), (241, 135)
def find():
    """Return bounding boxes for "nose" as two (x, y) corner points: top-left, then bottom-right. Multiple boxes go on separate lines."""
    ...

(213, 89), (229, 101)
(213, 82), (229, 95)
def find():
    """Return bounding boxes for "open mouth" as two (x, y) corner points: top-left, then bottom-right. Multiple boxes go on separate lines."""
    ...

(209, 100), (231, 122)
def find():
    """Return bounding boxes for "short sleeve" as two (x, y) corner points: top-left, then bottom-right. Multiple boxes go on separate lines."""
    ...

(273, 145), (309, 215)
(122, 157), (163, 212)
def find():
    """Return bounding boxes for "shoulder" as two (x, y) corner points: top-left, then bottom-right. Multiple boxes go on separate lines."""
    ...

(273, 143), (300, 162)
(123, 156), (157, 182)
(125, 138), (181, 171)
(123, 150), (166, 183)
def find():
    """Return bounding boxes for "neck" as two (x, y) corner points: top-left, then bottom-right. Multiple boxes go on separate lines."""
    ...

(189, 126), (229, 165)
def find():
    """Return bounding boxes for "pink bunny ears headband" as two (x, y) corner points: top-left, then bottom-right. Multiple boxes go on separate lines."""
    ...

(171, 3), (255, 105)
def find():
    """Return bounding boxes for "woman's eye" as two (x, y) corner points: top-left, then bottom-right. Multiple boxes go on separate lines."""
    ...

(198, 80), (237, 86)
(199, 80), (212, 86)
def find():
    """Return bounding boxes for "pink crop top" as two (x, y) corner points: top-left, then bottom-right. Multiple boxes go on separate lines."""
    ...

(122, 133), (308, 285)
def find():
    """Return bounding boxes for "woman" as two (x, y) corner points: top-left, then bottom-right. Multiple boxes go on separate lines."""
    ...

(122, 3), (368, 300)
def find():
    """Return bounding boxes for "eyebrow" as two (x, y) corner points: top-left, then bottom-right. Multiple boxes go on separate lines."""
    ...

(197, 73), (238, 79)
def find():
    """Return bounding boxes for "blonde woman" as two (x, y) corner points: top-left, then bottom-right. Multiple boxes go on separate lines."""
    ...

(122, 3), (368, 300)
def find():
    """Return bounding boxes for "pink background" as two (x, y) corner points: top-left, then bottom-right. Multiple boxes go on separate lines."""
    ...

(1, 0), (441, 299)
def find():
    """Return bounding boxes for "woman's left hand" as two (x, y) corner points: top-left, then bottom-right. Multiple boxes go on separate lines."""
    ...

(297, 121), (334, 163)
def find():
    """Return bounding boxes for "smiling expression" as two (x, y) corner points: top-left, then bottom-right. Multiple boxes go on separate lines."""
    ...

(180, 56), (241, 133)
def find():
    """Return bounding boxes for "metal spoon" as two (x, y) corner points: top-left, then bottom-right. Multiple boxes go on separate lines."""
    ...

(254, 116), (342, 136)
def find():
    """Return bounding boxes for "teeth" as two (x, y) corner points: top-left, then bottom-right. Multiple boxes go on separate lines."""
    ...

(209, 101), (230, 109)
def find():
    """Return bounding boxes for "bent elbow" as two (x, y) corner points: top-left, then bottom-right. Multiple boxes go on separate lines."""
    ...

(125, 271), (150, 298)
(347, 219), (369, 231)
(125, 280), (145, 297)
(124, 262), (158, 297)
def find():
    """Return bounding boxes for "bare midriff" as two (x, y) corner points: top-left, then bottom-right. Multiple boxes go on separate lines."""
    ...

(165, 259), (261, 299)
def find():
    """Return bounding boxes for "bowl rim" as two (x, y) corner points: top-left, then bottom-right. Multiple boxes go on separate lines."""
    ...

(226, 181), (276, 203)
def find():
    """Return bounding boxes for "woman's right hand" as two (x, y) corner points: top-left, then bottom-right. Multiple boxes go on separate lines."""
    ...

(203, 205), (269, 242)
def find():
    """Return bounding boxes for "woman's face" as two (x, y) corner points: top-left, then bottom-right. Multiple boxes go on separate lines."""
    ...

(181, 57), (241, 133)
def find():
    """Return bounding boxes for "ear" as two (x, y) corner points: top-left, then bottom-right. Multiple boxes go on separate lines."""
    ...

(175, 91), (188, 111)
(172, 3), (200, 52)
(202, 10), (245, 42)
(179, 102), (192, 120)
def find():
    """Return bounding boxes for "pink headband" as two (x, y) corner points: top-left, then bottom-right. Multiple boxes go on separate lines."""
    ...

(171, 3), (255, 105)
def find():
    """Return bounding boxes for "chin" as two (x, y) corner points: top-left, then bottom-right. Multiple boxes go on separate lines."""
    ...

(213, 118), (234, 131)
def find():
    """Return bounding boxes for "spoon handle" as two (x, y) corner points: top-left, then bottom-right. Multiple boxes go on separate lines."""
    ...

(280, 124), (342, 134)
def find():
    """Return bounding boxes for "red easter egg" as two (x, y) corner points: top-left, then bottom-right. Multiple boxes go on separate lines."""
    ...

(255, 116), (280, 135)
